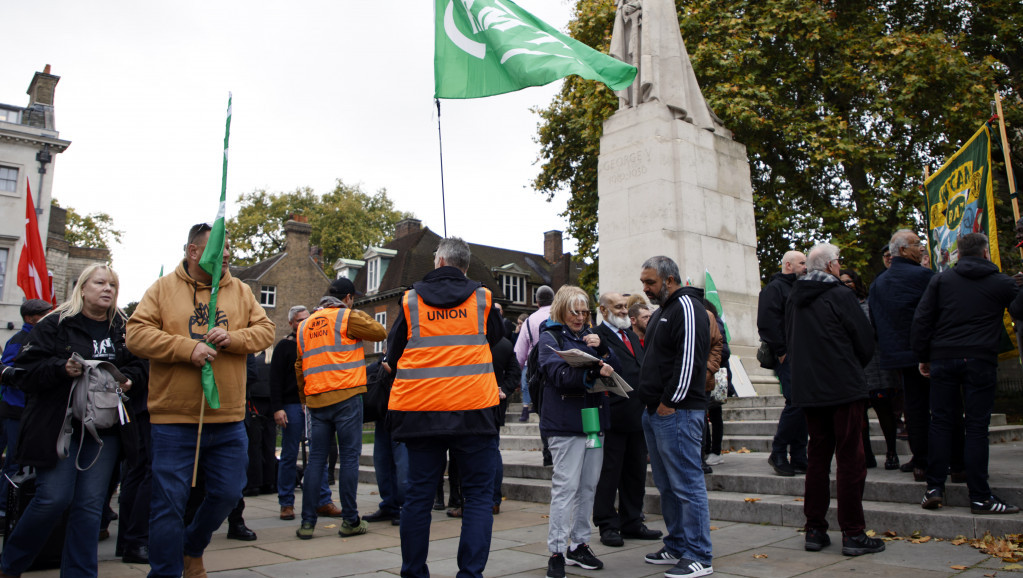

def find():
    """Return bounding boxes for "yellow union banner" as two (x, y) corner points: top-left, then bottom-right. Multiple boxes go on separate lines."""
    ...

(923, 123), (1017, 358)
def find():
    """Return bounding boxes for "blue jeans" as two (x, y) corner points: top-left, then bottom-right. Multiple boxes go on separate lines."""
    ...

(0, 418), (21, 515)
(927, 358), (995, 501)
(642, 410), (712, 566)
(520, 371), (531, 406)
(278, 403), (330, 508)
(373, 423), (408, 514)
(148, 422), (248, 578)
(401, 434), (498, 578)
(772, 359), (808, 466)
(302, 396), (363, 525)
(1, 433), (120, 577)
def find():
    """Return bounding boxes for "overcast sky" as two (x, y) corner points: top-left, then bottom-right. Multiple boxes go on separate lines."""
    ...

(2, 0), (577, 306)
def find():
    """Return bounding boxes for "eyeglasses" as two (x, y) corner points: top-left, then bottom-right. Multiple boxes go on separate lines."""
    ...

(568, 310), (590, 318)
(188, 223), (213, 245)
(842, 280), (855, 286)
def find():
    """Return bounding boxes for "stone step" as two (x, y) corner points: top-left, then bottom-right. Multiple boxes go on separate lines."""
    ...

(722, 415), (1008, 436)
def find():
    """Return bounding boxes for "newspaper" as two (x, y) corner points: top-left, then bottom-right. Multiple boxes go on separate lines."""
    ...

(547, 346), (634, 398)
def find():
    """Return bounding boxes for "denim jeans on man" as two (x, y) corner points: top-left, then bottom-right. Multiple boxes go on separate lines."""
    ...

(771, 359), (808, 466)
(277, 403), (331, 508)
(373, 421), (408, 514)
(148, 421), (248, 578)
(927, 358), (997, 501)
(1, 434), (120, 577)
(401, 434), (498, 578)
(302, 395), (363, 525)
(547, 435), (603, 553)
(642, 409), (712, 566)
(0, 418), (20, 516)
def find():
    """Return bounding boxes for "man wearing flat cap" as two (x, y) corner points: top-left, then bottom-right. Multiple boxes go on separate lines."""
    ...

(293, 278), (386, 539)
(0, 299), (53, 525)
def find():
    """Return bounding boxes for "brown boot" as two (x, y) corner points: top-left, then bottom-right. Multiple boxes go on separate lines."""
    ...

(184, 555), (207, 578)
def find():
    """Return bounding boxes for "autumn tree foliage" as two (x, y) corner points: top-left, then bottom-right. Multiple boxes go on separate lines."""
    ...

(534, 0), (1023, 287)
(226, 180), (413, 277)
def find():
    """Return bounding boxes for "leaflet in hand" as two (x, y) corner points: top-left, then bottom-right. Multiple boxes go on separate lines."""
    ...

(547, 346), (634, 398)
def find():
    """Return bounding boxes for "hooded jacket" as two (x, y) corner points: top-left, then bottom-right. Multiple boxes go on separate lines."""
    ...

(757, 272), (797, 359)
(911, 256), (1020, 364)
(127, 261), (275, 424)
(637, 287), (710, 412)
(786, 271), (874, 408)
(537, 321), (616, 437)
(867, 256), (934, 369)
(385, 266), (504, 440)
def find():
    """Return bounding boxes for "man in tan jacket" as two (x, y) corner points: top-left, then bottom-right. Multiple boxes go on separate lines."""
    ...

(127, 223), (274, 578)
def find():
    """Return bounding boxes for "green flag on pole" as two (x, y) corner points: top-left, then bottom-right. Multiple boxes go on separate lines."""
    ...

(434, 0), (637, 99)
(704, 269), (730, 342)
(196, 92), (232, 410)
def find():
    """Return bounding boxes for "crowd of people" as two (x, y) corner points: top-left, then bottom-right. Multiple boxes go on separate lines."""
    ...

(0, 224), (1019, 578)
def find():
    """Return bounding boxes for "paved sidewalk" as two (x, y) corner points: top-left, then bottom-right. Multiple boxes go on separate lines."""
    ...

(25, 482), (1022, 577)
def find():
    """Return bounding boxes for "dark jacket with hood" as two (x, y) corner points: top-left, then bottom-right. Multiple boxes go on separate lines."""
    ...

(786, 270), (874, 408)
(386, 266), (504, 440)
(537, 321), (617, 438)
(912, 256), (1020, 364)
(867, 256), (934, 369)
(269, 332), (301, 414)
(637, 287), (711, 412)
(757, 272), (797, 359)
(14, 311), (149, 468)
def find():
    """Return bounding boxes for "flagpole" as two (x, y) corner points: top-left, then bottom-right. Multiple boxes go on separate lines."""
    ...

(994, 93), (1022, 261)
(435, 98), (448, 237)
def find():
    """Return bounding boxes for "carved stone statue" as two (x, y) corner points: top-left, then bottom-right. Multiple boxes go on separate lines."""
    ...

(610, 0), (727, 134)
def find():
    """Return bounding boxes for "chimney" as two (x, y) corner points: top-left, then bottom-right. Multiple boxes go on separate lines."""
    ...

(395, 218), (422, 239)
(289, 213), (308, 224)
(27, 65), (60, 107)
(283, 219), (312, 255)
(544, 230), (563, 264)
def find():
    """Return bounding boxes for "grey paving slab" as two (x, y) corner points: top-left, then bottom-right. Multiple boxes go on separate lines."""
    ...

(799, 556), (957, 577)
(420, 547), (549, 577)
(712, 545), (847, 578)
(248, 549), (404, 578)
(865, 538), (993, 572)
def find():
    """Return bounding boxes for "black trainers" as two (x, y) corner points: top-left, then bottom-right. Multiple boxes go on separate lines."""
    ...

(804, 528), (831, 551)
(921, 488), (943, 510)
(971, 495), (1021, 515)
(842, 533), (885, 556)
(645, 547), (680, 565)
(767, 455), (795, 477)
(547, 553), (566, 578)
(664, 558), (713, 578)
(566, 544), (603, 570)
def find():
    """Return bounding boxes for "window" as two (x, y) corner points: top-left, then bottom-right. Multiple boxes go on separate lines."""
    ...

(0, 247), (7, 297)
(0, 109), (20, 124)
(374, 311), (387, 353)
(259, 285), (276, 307)
(0, 166), (17, 193)
(501, 274), (526, 304)
(367, 258), (380, 293)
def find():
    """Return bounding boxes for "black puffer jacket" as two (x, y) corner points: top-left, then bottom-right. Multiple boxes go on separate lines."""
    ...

(14, 312), (149, 468)
(912, 257), (1020, 364)
(757, 272), (797, 359)
(868, 257), (934, 369)
(786, 272), (874, 408)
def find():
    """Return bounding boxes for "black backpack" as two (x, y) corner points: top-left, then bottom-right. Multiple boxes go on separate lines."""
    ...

(525, 322), (563, 417)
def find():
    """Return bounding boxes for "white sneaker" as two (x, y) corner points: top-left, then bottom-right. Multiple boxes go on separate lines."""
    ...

(705, 453), (724, 466)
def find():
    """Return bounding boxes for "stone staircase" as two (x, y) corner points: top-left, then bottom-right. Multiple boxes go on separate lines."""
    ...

(358, 395), (1023, 539)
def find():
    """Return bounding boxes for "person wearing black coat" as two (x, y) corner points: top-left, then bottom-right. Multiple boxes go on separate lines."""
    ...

(757, 251), (809, 477)
(1, 265), (149, 577)
(590, 292), (661, 548)
(785, 245), (883, 556)
(911, 233), (1022, 514)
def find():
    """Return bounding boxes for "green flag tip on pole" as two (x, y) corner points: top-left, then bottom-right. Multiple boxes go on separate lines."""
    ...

(704, 269), (731, 342)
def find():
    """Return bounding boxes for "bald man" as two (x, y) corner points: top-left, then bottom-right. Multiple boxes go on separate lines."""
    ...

(757, 251), (808, 477)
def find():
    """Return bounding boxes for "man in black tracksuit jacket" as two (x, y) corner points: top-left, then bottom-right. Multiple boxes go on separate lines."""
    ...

(636, 256), (713, 574)
(910, 233), (1022, 514)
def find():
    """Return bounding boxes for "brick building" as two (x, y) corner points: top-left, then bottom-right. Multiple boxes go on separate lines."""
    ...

(342, 218), (580, 361)
(231, 217), (332, 345)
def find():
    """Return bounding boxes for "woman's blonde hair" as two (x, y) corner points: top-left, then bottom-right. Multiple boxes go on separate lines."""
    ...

(549, 285), (591, 325)
(50, 263), (126, 325)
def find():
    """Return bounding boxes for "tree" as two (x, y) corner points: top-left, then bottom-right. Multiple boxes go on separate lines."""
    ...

(534, 0), (1022, 289)
(226, 180), (414, 277)
(51, 199), (124, 251)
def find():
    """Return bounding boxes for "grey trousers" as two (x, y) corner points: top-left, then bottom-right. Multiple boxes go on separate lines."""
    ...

(547, 435), (604, 553)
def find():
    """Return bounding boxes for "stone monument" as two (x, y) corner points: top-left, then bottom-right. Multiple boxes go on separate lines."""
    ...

(599, 0), (764, 369)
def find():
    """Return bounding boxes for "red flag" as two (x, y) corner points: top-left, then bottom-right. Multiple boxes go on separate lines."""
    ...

(17, 179), (53, 304)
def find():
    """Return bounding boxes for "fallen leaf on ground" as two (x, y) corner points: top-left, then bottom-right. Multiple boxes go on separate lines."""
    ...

(324, 524), (337, 529)
(866, 530), (876, 537)
(744, 498), (761, 503)
(794, 498), (804, 502)
(1004, 564), (1022, 570)
(950, 565), (968, 570)
(710, 526), (719, 531)
(910, 536), (933, 544)
(753, 554), (768, 559)
(541, 515), (549, 519)
(736, 448), (751, 454)
(885, 531), (898, 537)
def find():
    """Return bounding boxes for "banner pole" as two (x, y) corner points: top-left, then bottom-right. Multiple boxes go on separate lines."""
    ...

(435, 98), (448, 238)
(994, 92), (1021, 260)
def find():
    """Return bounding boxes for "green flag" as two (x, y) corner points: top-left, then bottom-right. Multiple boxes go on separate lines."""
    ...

(704, 270), (730, 342)
(196, 93), (232, 410)
(434, 0), (637, 99)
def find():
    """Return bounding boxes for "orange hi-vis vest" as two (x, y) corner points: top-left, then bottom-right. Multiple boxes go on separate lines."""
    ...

(389, 287), (499, 412)
(297, 306), (367, 397)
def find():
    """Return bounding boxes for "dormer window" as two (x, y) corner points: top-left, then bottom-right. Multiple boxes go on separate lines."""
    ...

(493, 263), (529, 305)
(367, 257), (381, 293)
(363, 247), (397, 296)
